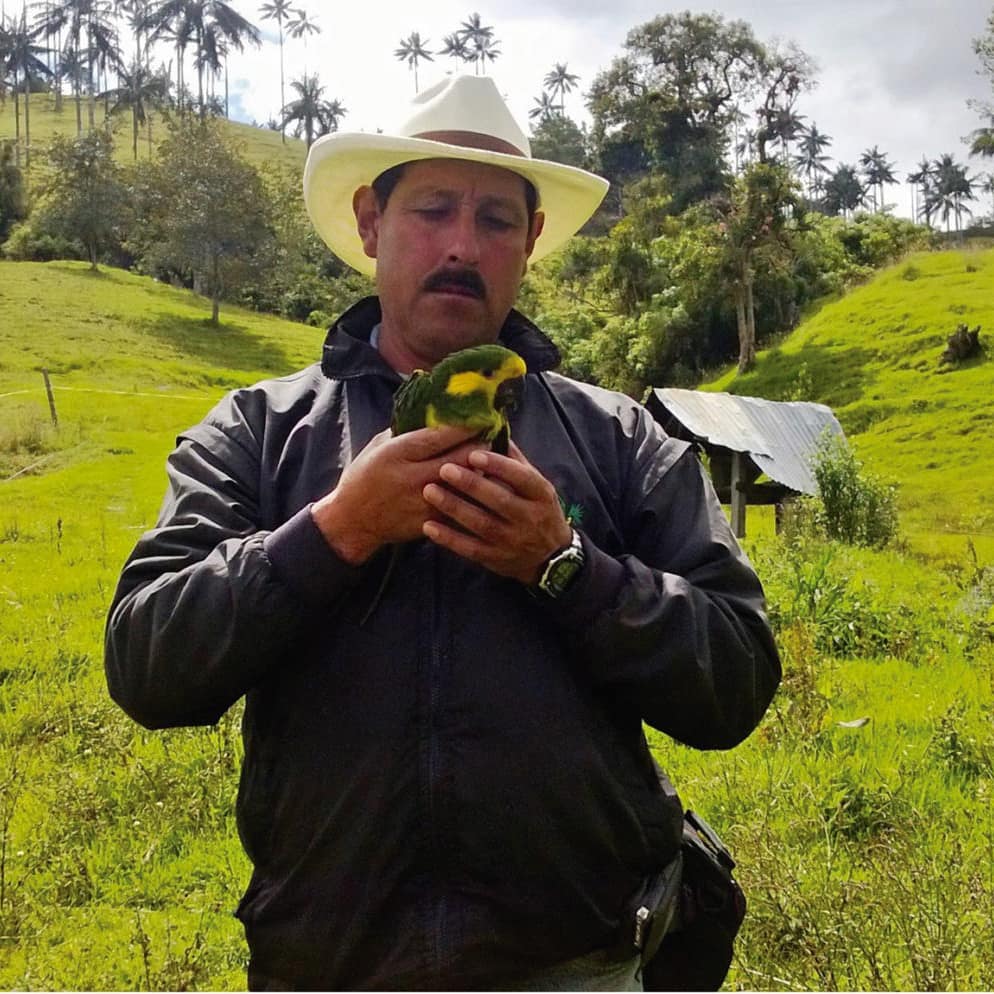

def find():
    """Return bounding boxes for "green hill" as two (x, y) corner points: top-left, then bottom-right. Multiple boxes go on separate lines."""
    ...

(0, 93), (305, 177)
(2, 257), (993, 989)
(710, 246), (994, 558)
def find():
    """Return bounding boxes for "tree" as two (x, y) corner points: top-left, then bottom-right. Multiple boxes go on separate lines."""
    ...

(133, 119), (274, 323)
(259, 0), (292, 142)
(0, 139), (28, 241)
(543, 62), (578, 115)
(143, 0), (260, 120)
(859, 145), (897, 212)
(980, 171), (994, 220)
(587, 13), (815, 213)
(457, 12), (499, 75)
(36, 130), (126, 269)
(280, 72), (345, 148)
(528, 90), (555, 124)
(285, 5), (318, 72)
(529, 113), (589, 169)
(753, 43), (814, 165)
(394, 30), (432, 93)
(907, 156), (936, 226)
(712, 162), (803, 372)
(98, 59), (171, 159)
(438, 31), (471, 71)
(927, 153), (975, 231)
(967, 8), (994, 159)
(1, 8), (51, 171)
(792, 122), (832, 198)
(822, 163), (866, 219)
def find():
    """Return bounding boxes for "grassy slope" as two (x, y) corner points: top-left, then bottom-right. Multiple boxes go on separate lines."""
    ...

(1, 258), (992, 989)
(709, 246), (994, 558)
(0, 262), (324, 989)
(0, 93), (305, 179)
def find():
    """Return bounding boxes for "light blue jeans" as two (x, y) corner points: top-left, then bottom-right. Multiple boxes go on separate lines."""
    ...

(495, 949), (643, 991)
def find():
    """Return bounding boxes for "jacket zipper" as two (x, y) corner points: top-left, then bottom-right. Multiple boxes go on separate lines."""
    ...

(426, 544), (446, 976)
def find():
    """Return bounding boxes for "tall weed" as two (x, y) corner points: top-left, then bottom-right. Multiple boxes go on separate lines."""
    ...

(809, 432), (899, 548)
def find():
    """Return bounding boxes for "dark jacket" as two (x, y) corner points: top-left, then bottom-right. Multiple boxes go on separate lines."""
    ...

(105, 298), (780, 990)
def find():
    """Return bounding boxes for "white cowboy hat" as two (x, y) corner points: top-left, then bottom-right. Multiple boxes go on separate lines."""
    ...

(302, 74), (609, 276)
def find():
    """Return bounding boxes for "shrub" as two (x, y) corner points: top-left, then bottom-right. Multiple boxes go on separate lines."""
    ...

(810, 433), (898, 548)
(2, 222), (85, 262)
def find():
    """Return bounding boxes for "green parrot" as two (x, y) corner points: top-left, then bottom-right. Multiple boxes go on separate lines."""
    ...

(390, 343), (528, 456)
(361, 344), (527, 625)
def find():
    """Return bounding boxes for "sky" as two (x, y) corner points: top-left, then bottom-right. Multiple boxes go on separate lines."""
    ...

(222, 0), (994, 220)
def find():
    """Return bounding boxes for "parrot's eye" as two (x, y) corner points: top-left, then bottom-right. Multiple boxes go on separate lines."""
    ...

(482, 369), (494, 378)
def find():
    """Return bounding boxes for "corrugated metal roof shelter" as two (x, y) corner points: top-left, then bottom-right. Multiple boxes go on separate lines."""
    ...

(645, 388), (845, 537)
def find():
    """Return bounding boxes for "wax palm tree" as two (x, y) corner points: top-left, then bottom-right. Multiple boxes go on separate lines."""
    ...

(98, 57), (170, 158)
(735, 127), (758, 171)
(458, 12), (498, 75)
(859, 145), (897, 213)
(438, 30), (471, 71)
(969, 116), (994, 158)
(31, 0), (66, 110)
(148, 10), (192, 114)
(144, 0), (259, 120)
(528, 90), (555, 123)
(928, 153), (975, 232)
(543, 62), (578, 116)
(1, 7), (51, 170)
(258, 0), (291, 142)
(281, 71), (344, 147)
(907, 155), (936, 226)
(791, 122), (832, 198)
(394, 30), (432, 93)
(285, 5), (318, 72)
(47, 0), (117, 132)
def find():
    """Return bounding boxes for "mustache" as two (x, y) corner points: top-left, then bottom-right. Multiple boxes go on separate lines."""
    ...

(422, 268), (487, 299)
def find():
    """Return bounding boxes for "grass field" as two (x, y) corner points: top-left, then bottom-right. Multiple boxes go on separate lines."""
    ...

(1, 255), (993, 989)
(0, 93), (305, 191)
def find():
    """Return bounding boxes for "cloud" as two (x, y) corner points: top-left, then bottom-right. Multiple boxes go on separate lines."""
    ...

(216, 0), (993, 218)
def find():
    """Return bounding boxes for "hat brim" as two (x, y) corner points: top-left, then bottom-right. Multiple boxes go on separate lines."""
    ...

(303, 132), (609, 277)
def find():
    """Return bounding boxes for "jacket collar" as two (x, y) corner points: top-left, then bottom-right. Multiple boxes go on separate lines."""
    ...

(320, 296), (561, 380)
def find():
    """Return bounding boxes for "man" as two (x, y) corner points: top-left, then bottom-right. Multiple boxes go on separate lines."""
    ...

(105, 75), (780, 991)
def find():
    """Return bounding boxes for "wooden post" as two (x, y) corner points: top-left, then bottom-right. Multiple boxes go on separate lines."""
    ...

(42, 369), (58, 427)
(730, 451), (746, 538)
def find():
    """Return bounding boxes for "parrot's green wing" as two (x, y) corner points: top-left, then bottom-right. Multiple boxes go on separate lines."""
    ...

(390, 369), (433, 435)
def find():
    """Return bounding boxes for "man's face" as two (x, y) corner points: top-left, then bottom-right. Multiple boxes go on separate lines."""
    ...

(354, 158), (544, 371)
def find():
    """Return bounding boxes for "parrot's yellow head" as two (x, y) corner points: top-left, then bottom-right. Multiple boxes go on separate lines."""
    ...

(438, 344), (527, 413)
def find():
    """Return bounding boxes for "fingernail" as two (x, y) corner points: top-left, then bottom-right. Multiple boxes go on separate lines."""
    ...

(469, 450), (489, 469)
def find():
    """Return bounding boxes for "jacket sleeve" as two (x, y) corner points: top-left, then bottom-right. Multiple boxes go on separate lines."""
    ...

(544, 418), (781, 751)
(104, 413), (365, 730)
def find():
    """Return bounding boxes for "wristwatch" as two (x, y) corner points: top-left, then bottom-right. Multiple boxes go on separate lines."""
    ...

(535, 528), (586, 599)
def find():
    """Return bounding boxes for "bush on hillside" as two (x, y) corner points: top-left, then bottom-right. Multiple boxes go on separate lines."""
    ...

(1, 222), (86, 262)
(0, 140), (28, 242)
(809, 432), (899, 548)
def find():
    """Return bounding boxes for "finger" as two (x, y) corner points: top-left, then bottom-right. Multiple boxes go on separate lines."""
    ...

(466, 449), (555, 502)
(437, 462), (519, 517)
(423, 481), (511, 542)
(393, 425), (482, 461)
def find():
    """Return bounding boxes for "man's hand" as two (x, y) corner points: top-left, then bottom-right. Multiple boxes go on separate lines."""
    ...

(311, 425), (484, 565)
(421, 442), (573, 586)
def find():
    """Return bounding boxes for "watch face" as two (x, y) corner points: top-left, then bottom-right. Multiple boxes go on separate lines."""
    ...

(548, 558), (581, 594)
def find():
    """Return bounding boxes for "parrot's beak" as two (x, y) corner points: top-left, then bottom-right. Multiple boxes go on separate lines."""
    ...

(495, 375), (524, 413)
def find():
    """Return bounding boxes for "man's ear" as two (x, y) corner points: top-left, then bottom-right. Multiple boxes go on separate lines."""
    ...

(353, 185), (381, 259)
(524, 210), (545, 259)
(522, 210), (545, 274)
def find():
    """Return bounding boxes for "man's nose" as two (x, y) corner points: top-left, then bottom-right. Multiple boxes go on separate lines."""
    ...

(445, 208), (481, 266)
